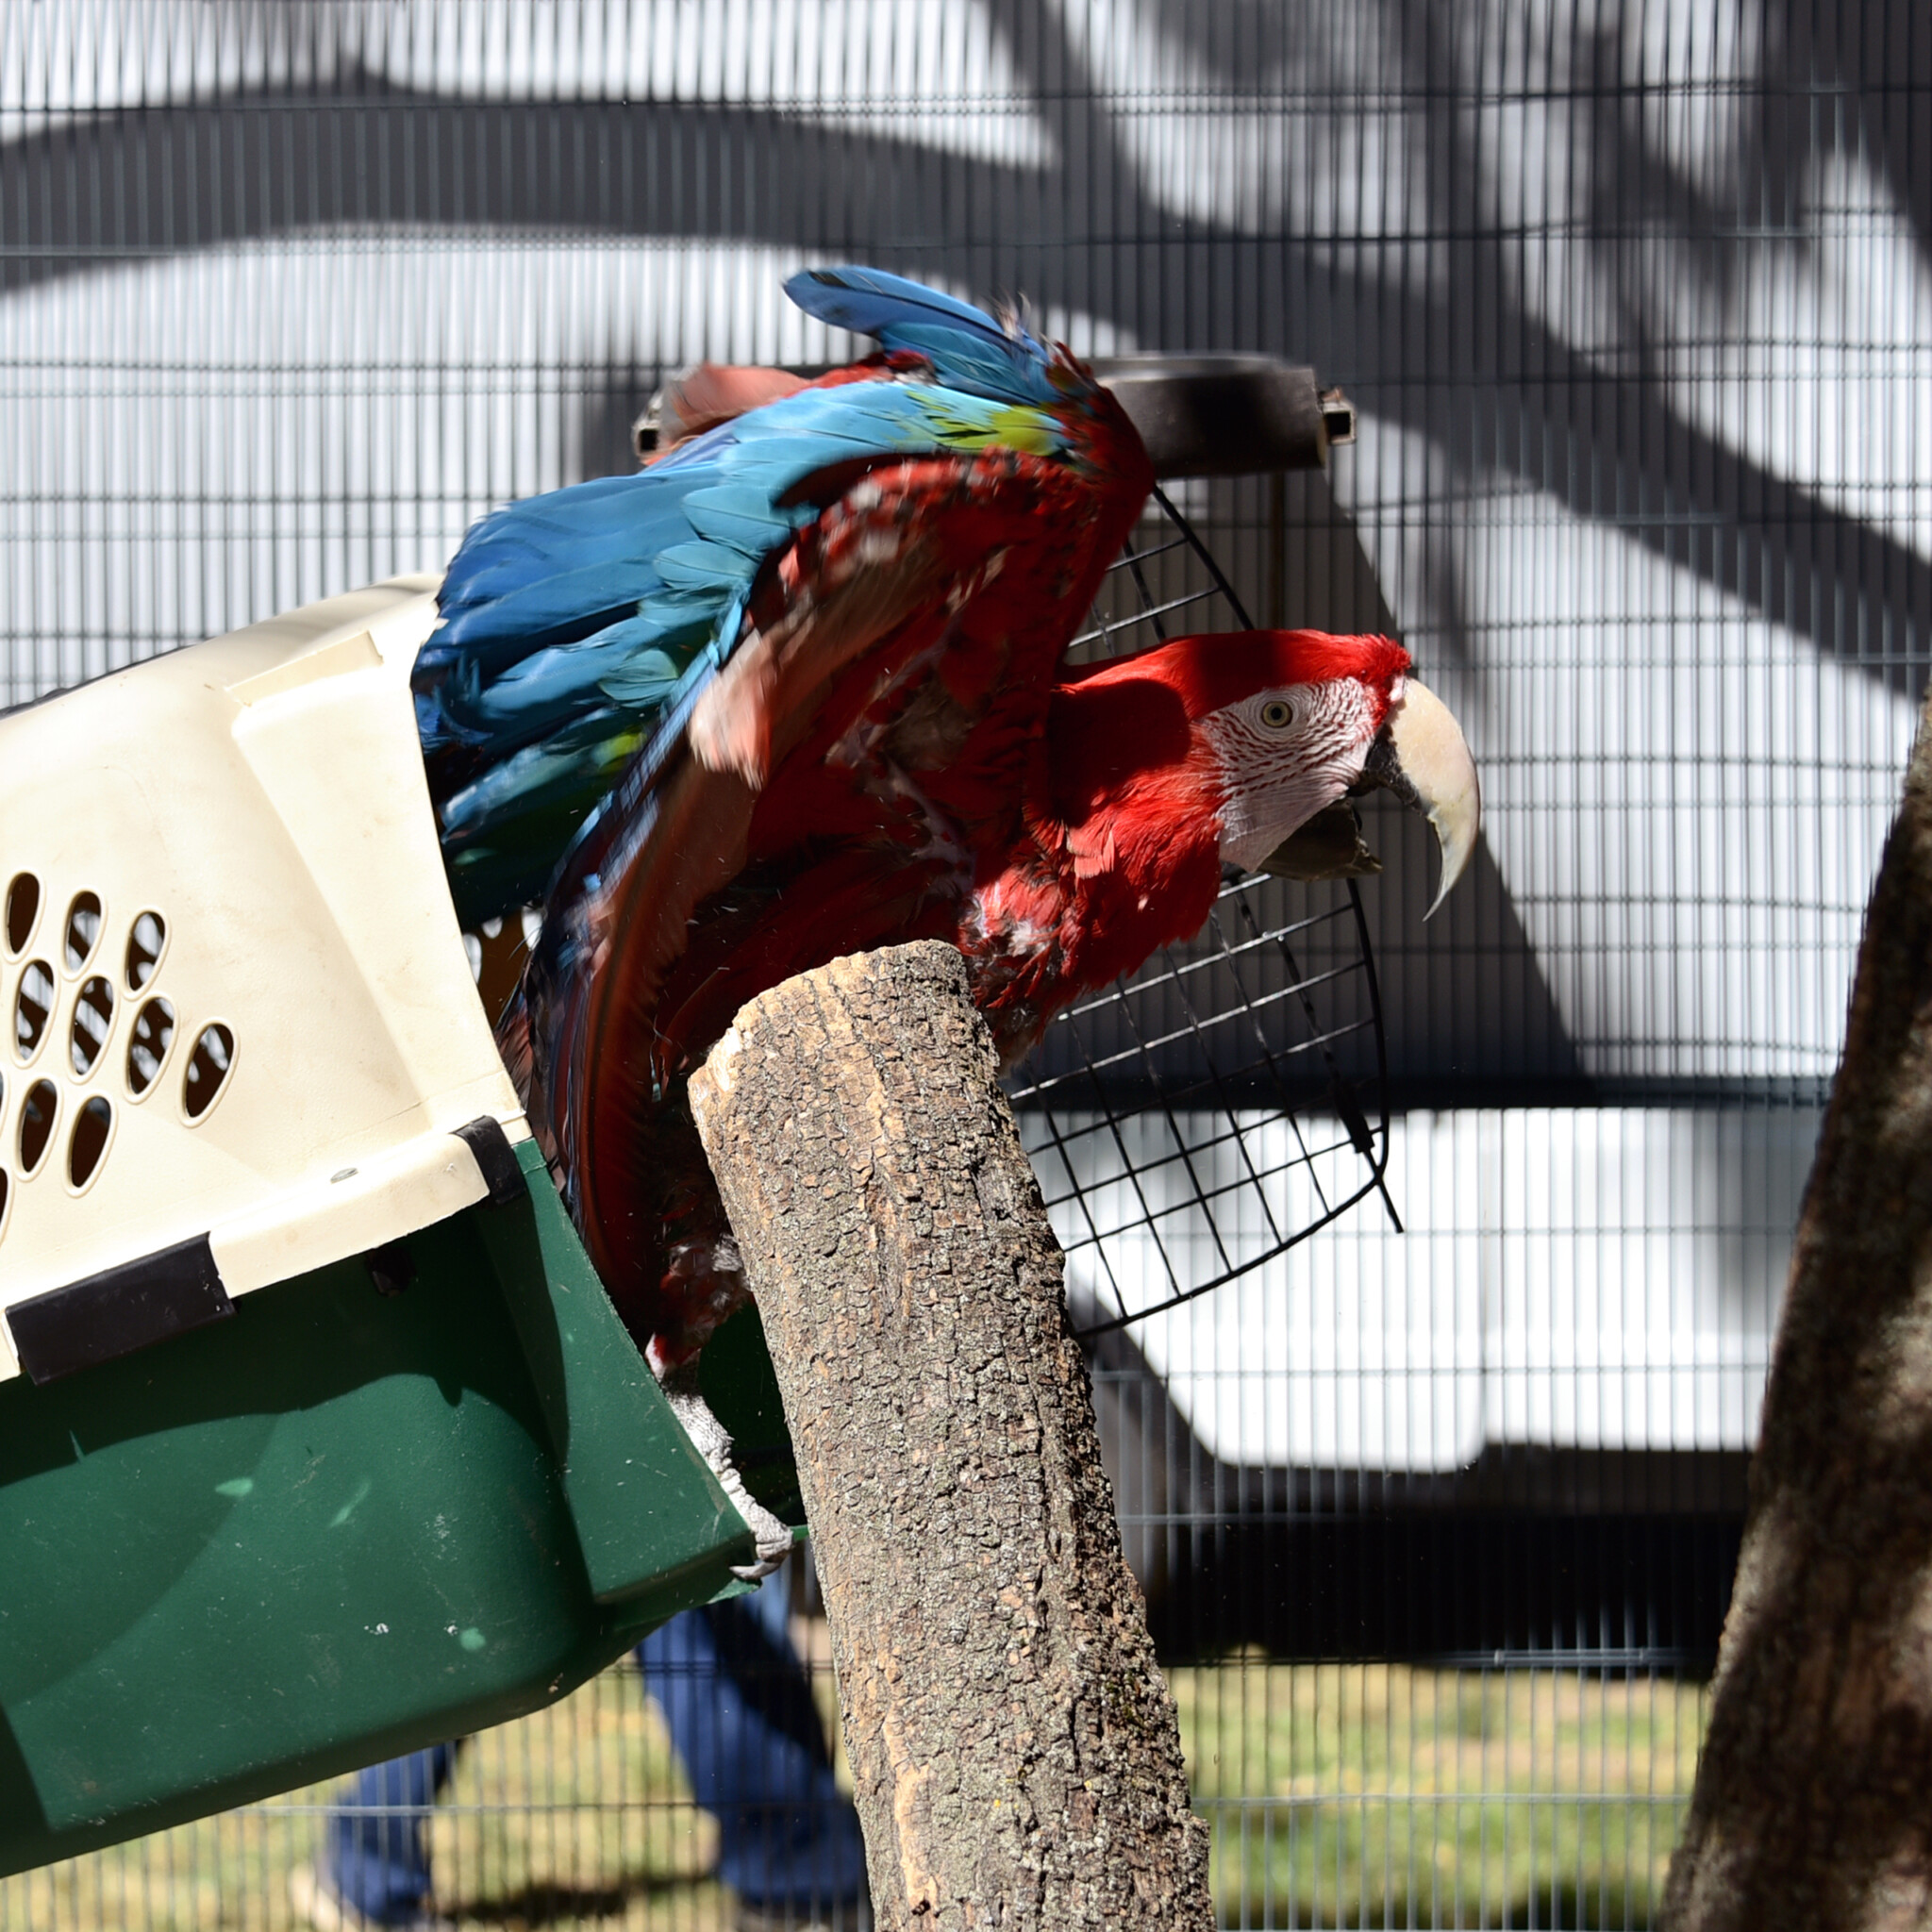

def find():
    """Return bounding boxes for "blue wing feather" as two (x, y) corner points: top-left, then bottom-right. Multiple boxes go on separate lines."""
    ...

(679, 485), (798, 556)
(784, 264), (1073, 407)
(784, 265), (1047, 363)
(420, 269), (1090, 924)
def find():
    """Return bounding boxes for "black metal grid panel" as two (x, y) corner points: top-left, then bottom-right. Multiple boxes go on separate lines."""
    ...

(1014, 877), (1391, 1338)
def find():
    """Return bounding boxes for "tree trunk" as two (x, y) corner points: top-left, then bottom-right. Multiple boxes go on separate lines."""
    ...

(1664, 687), (1932, 1930)
(687, 941), (1215, 1931)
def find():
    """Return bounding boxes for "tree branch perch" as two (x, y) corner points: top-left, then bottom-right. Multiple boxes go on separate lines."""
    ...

(688, 940), (1214, 1930)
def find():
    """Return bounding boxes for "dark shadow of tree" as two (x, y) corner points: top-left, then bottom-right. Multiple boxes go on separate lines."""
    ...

(1, 4), (1922, 707)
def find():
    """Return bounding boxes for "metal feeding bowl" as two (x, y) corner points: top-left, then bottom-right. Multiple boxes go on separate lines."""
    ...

(1007, 401), (1400, 1341)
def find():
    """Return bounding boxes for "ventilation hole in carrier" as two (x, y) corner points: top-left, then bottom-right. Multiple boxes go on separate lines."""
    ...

(125, 911), (166, 991)
(14, 960), (53, 1060)
(63, 891), (102, 973)
(19, 1079), (56, 1174)
(182, 1023), (235, 1120)
(5, 874), (39, 956)
(71, 975), (113, 1075)
(127, 996), (176, 1096)
(68, 1096), (111, 1190)
(0, 1167), (8, 1236)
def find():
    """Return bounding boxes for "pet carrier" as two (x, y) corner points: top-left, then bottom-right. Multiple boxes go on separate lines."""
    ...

(0, 575), (758, 1875)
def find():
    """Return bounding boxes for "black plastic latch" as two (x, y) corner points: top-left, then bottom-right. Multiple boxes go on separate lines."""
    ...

(453, 1116), (527, 1207)
(8, 1235), (232, 1385)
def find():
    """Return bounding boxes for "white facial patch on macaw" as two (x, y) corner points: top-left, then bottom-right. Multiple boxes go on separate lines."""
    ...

(1202, 675), (1397, 874)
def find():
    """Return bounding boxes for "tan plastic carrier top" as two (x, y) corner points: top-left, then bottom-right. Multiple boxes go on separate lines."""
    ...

(0, 575), (529, 1381)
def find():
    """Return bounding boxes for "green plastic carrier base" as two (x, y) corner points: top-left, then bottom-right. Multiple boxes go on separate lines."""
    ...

(0, 576), (774, 1874)
(0, 1137), (756, 1876)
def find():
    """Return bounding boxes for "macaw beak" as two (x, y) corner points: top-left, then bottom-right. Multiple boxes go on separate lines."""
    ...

(1355, 677), (1481, 918)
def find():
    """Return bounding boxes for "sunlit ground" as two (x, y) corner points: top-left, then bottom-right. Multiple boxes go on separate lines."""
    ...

(0, 1641), (1705, 1930)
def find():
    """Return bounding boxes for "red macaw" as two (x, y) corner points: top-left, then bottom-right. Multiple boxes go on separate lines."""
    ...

(421, 268), (1479, 1564)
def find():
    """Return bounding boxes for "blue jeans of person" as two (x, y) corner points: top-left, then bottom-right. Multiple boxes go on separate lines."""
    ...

(323, 1564), (866, 1922)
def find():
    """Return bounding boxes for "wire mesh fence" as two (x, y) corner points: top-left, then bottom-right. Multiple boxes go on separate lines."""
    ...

(3, 0), (1928, 1925)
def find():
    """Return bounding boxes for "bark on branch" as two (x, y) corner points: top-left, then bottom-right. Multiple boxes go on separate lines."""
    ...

(1664, 686), (1932, 1930)
(687, 941), (1214, 1931)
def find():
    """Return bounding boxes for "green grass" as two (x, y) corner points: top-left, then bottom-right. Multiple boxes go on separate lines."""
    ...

(0, 1642), (1705, 1930)
(1174, 1659), (1707, 1928)
(0, 1664), (729, 1932)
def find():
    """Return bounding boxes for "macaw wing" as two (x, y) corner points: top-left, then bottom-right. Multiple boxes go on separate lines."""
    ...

(419, 360), (1091, 924)
(517, 434), (1151, 1307)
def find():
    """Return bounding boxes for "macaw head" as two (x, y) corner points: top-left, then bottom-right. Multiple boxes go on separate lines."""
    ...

(1067, 629), (1481, 916)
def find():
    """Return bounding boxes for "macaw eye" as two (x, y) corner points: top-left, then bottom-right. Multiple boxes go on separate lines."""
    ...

(1260, 699), (1295, 729)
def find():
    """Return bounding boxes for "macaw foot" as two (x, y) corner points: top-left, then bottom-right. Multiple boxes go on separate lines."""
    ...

(657, 1359), (795, 1581)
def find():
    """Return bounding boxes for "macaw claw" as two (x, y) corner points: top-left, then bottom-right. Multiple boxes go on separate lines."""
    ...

(658, 1366), (796, 1580)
